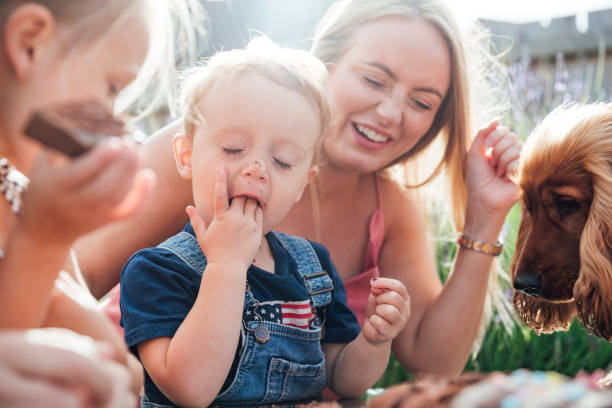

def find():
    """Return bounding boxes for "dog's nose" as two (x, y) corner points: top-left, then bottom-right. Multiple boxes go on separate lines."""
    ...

(513, 273), (542, 296)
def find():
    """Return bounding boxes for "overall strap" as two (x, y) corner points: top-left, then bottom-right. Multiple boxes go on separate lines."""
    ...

(271, 231), (333, 316)
(158, 231), (256, 309)
(158, 232), (206, 272)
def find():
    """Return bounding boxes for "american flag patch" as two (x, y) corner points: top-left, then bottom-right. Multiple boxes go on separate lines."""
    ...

(245, 300), (313, 329)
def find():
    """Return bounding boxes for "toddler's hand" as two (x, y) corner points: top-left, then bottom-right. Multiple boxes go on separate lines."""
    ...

(187, 167), (262, 269)
(362, 277), (410, 345)
(19, 138), (155, 246)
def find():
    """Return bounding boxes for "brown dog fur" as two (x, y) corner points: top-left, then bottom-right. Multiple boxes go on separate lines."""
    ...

(511, 103), (612, 341)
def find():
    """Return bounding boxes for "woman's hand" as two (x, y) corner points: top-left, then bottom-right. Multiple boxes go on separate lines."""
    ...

(187, 167), (263, 269)
(362, 277), (411, 344)
(18, 138), (156, 247)
(0, 328), (136, 408)
(465, 121), (522, 221)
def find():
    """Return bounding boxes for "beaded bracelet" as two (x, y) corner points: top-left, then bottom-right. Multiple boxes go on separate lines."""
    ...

(457, 234), (504, 256)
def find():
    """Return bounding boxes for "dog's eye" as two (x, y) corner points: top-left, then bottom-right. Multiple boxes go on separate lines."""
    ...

(558, 200), (579, 218)
(553, 193), (580, 219)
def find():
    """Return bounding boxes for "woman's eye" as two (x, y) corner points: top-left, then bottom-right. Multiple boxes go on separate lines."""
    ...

(413, 100), (431, 111)
(222, 148), (243, 155)
(363, 76), (384, 88)
(274, 158), (292, 170)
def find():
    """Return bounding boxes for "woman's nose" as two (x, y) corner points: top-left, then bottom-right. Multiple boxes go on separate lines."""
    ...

(376, 95), (403, 125)
(241, 159), (268, 182)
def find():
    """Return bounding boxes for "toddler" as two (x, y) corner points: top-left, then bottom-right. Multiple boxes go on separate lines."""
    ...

(120, 38), (411, 407)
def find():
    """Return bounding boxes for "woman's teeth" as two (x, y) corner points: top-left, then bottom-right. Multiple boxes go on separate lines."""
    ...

(355, 124), (389, 143)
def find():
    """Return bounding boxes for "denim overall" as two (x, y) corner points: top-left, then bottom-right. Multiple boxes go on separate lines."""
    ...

(141, 231), (333, 407)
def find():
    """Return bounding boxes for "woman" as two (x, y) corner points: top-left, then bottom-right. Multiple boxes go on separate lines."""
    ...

(77, 0), (520, 377)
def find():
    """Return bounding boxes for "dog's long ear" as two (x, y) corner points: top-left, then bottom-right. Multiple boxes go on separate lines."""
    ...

(510, 207), (529, 282)
(574, 167), (612, 341)
(512, 210), (576, 333)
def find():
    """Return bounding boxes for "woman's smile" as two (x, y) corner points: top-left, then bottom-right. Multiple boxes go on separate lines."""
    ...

(354, 123), (391, 144)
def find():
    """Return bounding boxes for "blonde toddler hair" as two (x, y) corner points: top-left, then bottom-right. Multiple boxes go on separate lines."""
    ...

(180, 37), (331, 165)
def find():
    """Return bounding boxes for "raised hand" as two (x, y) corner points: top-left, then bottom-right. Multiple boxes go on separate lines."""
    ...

(466, 121), (522, 218)
(362, 277), (411, 345)
(186, 167), (263, 269)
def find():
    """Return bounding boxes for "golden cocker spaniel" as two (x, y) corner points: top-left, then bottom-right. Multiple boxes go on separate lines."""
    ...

(511, 103), (612, 341)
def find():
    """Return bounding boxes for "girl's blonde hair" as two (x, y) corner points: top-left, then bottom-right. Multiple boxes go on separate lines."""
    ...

(312, 0), (515, 350)
(180, 37), (331, 166)
(0, 0), (207, 118)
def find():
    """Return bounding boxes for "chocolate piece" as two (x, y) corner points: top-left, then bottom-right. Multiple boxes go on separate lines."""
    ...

(368, 372), (489, 408)
(24, 101), (126, 157)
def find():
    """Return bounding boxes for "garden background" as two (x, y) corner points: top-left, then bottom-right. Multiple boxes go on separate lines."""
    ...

(143, 0), (612, 387)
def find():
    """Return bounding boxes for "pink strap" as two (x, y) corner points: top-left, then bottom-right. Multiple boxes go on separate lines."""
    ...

(363, 174), (385, 270)
(342, 174), (386, 326)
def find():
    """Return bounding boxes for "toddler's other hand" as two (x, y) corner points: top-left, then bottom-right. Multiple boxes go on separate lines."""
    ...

(19, 138), (155, 246)
(187, 167), (262, 270)
(362, 277), (410, 345)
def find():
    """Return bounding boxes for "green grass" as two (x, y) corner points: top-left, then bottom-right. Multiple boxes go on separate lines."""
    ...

(466, 320), (612, 375)
(376, 321), (612, 387)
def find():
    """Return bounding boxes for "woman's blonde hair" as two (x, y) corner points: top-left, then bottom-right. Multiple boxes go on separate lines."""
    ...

(0, 0), (207, 118)
(312, 0), (515, 350)
(180, 37), (331, 166)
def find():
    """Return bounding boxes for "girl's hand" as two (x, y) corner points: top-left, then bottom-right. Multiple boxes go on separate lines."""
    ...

(362, 278), (410, 345)
(187, 167), (263, 269)
(465, 121), (522, 219)
(18, 138), (155, 246)
(0, 328), (136, 408)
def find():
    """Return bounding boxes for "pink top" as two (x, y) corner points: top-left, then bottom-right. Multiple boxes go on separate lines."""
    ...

(343, 175), (385, 326)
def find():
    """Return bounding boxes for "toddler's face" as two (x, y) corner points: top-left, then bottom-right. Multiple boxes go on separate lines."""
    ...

(178, 73), (320, 233)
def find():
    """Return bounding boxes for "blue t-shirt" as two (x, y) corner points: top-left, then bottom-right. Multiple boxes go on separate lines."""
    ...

(120, 223), (360, 405)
